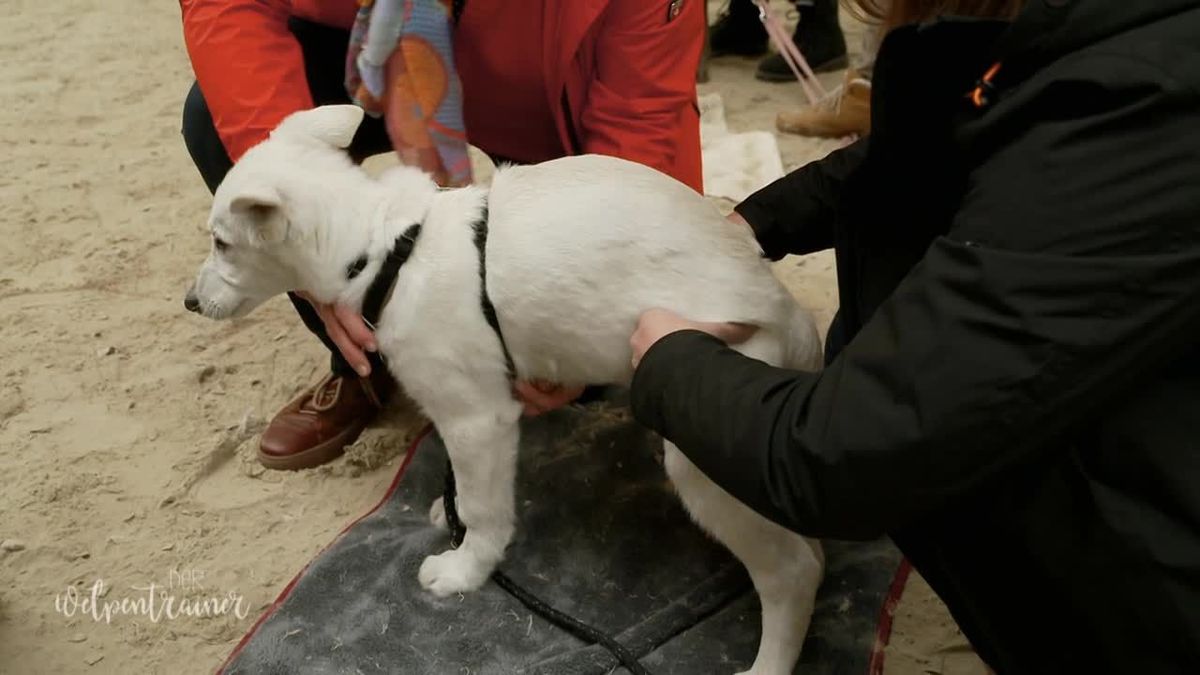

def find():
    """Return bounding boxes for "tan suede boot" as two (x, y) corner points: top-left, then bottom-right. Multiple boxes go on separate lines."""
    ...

(776, 70), (871, 138)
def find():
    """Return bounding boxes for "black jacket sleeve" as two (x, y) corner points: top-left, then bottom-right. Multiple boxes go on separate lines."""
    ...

(631, 54), (1200, 540)
(734, 138), (867, 260)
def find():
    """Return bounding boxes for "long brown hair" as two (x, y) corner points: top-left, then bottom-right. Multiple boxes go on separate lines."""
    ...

(847, 0), (1025, 29)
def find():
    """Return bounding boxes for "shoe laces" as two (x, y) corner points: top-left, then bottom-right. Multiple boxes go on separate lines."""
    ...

(308, 373), (343, 412)
(809, 75), (870, 114)
(812, 83), (846, 113)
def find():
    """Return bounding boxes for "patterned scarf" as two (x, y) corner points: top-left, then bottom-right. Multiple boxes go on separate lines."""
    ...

(346, 0), (472, 187)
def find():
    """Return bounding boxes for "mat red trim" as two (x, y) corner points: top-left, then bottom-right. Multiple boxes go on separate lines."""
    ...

(867, 557), (914, 675)
(214, 424), (434, 674)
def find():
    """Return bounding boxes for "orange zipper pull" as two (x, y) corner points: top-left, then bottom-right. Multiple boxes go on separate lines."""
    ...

(970, 61), (1003, 108)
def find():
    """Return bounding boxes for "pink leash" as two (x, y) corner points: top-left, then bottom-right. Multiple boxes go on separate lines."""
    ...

(753, 0), (828, 106)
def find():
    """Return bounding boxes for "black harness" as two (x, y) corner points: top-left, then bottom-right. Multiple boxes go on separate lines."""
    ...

(355, 203), (513, 380)
(354, 222), (421, 329)
(350, 200), (650, 675)
(471, 206), (516, 378)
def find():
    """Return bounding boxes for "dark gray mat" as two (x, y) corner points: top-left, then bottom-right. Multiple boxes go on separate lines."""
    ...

(219, 404), (905, 674)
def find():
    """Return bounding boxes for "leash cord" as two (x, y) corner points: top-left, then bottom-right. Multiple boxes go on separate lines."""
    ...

(442, 460), (652, 675)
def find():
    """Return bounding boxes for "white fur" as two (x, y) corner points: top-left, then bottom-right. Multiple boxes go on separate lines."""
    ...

(187, 105), (825, 675)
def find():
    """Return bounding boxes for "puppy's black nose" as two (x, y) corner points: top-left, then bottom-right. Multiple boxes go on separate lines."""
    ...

(184, 293), (201, 313)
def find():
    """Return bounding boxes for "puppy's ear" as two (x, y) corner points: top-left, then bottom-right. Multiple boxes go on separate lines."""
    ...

(230, 185), (288, 243)
(230, 184), (281, 219)
(272, 105), (365, 149)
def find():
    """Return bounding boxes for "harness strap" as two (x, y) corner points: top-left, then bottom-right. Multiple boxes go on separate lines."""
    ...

(471, 203), (516, 379)
(356, 200), (513, 379)
(361, 223), (422, 330)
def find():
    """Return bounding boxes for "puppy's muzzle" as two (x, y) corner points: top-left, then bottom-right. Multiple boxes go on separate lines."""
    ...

(183, 287), (201, 313)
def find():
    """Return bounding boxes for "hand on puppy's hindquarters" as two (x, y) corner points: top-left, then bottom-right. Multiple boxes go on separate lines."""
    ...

(630, 308), (759, 369)
(513, 380), (586, 417)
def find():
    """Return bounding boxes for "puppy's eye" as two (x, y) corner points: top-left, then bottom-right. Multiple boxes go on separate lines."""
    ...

(213, 237), (230, 252)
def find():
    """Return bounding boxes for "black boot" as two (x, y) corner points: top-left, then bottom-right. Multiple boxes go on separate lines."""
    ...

(709, 0), (768, 57)
(755, 0), (848, 82)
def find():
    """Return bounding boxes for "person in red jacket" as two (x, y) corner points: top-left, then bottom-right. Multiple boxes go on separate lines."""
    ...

(180, 0), (705, 471)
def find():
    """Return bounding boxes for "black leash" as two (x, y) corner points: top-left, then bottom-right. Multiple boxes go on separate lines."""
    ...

(442, 463), (651, 675)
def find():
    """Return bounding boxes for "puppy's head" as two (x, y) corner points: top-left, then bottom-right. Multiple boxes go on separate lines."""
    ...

(184, 105), (366, 319)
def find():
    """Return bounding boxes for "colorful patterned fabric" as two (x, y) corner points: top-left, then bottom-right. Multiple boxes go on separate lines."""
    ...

(346, 0), (472, 187)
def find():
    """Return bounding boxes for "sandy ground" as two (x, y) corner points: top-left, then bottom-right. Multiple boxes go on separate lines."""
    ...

(0, 1), (985, 673)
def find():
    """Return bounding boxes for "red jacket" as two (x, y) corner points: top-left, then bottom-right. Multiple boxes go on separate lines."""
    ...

(180, 0), (705, 191)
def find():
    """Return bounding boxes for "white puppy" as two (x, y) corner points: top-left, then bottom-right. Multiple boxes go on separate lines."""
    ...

(186, 105), (825, 675)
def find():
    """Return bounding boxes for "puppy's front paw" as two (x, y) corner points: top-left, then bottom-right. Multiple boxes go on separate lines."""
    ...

(418, 549), (490, 597)
(429, 497), (448, 530)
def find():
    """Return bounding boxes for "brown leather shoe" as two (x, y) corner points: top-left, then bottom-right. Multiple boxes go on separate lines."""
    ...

(258, 370), (394, 471)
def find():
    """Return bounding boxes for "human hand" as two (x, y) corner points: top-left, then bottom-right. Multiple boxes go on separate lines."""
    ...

(513, 380), (586, 417)
(630, 308), (759, 369)
(296, 291), (377, 377)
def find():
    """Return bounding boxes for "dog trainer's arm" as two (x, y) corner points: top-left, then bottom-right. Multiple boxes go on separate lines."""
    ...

(579, 0), (706, 192)
(181, 0), (312, 161)
(734, 138), (866, 261)
(630, 59), (1200, 539)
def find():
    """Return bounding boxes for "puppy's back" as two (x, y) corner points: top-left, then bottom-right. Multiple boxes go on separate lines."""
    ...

(483, 155), (798, 382)
(489, 155), (790, 321)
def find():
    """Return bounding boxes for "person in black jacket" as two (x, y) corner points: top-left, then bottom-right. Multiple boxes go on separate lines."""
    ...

(629, 1), (1200, 672)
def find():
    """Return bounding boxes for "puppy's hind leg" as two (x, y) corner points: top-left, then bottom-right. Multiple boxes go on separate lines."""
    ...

(665, 330), (824, 675)
(667, 446), (823, 675)
(405, 367), (523, 598)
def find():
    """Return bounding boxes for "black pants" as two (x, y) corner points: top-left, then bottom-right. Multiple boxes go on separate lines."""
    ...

(182, 18), (391, 377)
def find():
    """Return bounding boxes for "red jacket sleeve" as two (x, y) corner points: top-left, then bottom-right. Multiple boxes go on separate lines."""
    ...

(581, 0), (705, 192)
(180, 0), (313, 161)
